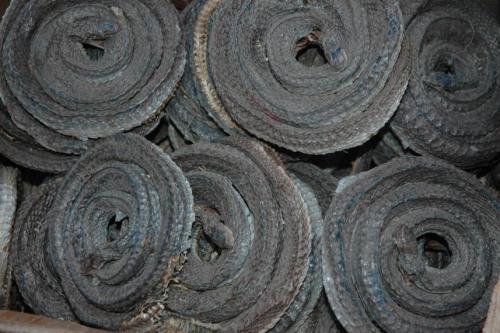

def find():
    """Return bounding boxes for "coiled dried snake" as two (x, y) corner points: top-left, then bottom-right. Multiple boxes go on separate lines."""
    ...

(0, 0), (185, 172)
(323, 157), (500, 332)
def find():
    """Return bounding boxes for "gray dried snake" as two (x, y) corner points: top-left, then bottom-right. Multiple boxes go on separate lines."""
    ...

(271, 163), (342, 333)
(286, 162), (338, 214)
(0, 165), (17, 308)
(11, 179), (75, 320)
(165, 0), (230, 145)
(164, 137), (311, 333)
(0, 0), (185, 173)
(323, 156), (500, 332)
(267, 174), (323, 333)
(169, 0), (410, 154)
(285, 161), (345, 333)
(13, 134), (195, 330)
(391, 1), (500, 169)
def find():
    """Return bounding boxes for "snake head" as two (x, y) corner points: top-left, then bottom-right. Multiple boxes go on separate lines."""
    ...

(395, 225), (425, 282)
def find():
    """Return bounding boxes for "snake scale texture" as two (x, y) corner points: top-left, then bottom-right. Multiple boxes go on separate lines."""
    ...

(13, 134), (194, 330)
(169, 0), (410, 154)
(164, 137), (310, 333)
(0, 0), (185, 173)
(323, 156), (500, 332)
(391, 1), (500, 169)
(0, 165), (17, 308)
(0, 0), (499, 332)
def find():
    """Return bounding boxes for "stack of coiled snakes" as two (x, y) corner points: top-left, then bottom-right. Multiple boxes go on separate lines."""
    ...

(0, 0), (498, 332)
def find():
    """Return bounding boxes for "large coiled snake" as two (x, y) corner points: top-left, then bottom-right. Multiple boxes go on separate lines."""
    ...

(169, 0), (410, 154)
(13, 134), (194, 330)
(391, 1), (500, 169)
(0, 0), (185, 173)
(323, 156), (500, 332)
(164, 137), (311, 332)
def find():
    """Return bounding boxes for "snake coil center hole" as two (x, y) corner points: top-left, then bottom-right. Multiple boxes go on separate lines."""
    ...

(418, 233), (452, 269)
(295, 31), (327, 67)
(434, 58), (455, 75)
(82, 42), (105, 62)
(107, 215), (126, 242)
